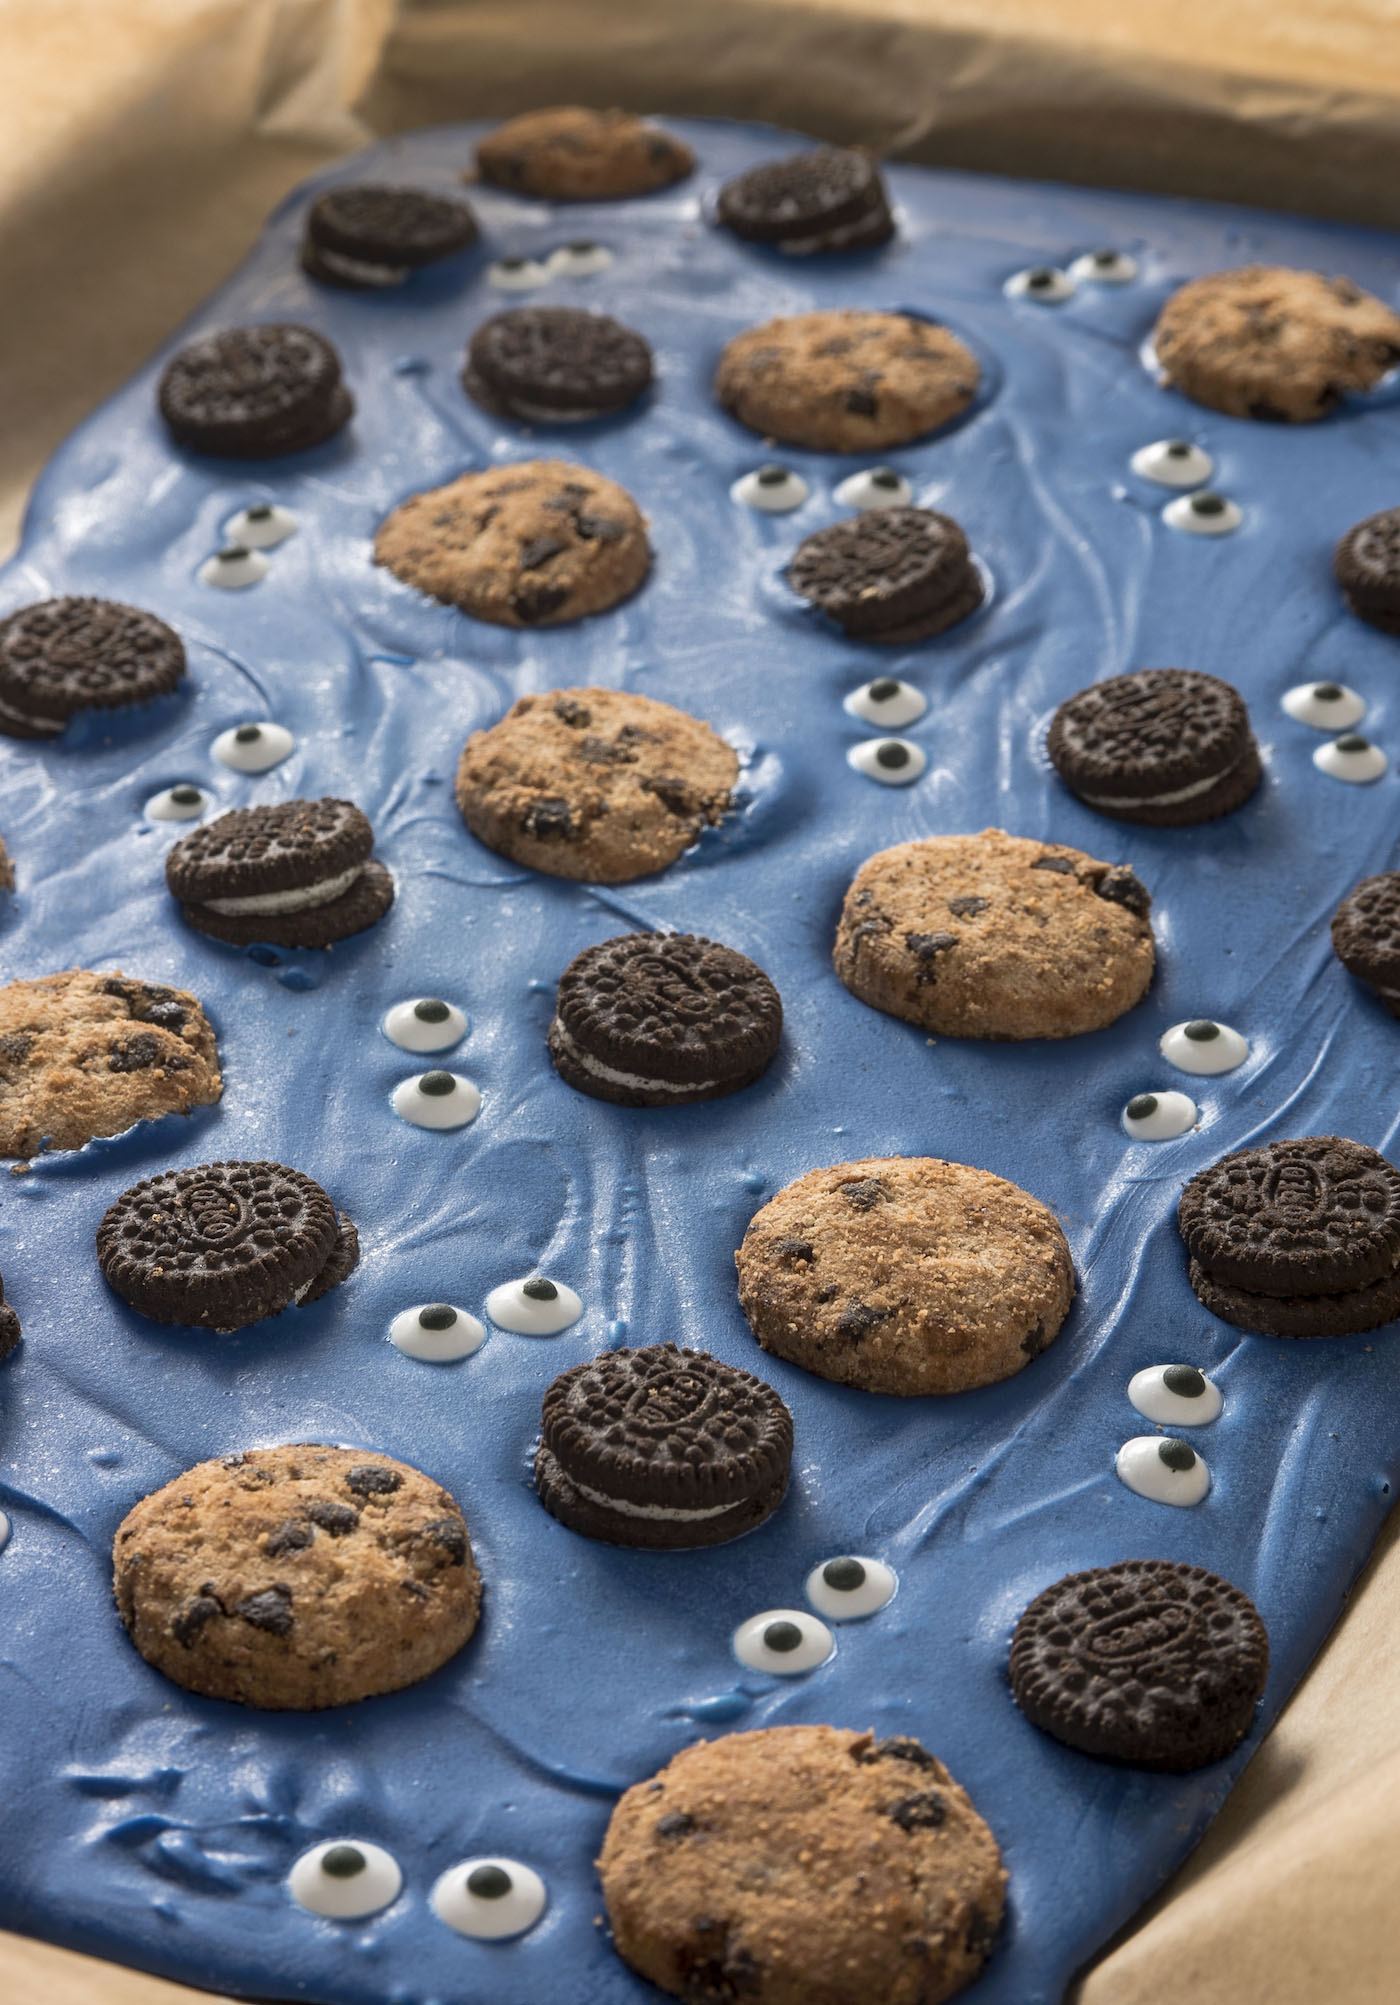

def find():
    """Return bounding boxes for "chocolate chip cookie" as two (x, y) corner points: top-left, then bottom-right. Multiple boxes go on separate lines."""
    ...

(0, 598), (185, 740)
(157, 324), (353, 456)
(717, 148), (894, 255)
(0, 1271), (20, 1361)
(789, 507), (983, 643)
(1332, 872), (1400, 1016)
(166, 797), (394, 950)
(474, 106), (694, 201)
(113, 1444), (480, 1709)
(1334, 505), (1400, 634)
(301, 184), (479, 289)
(1047, 667), (1261, 826)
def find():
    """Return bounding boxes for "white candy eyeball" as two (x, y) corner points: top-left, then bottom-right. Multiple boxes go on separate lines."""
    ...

(545, 239), (613, 279)
(1005, 265), (1075, 303)
(1163, 490), (1242, 536)
(1121, 1090), (1198, 1141)
(144, 783), (209, 822)
(1130, 438), (1213, 489)
(488, 256), (548, 290)
(200, 545), (269, 590)
(430, 1858), (547, 1940)
(383, 997), (469, 1053)
(1070, 248), (1138, 285)
(289, 1840), (402, 1919)
(1282, 681), (1365, 730)
(843, 677), (926, 728)
(1115, 1434), (1211, 1507)
(1128, 1363), (1223, 1427)
(485, 1274), (582, 1334)
(847, 738), (926, 786)
(731, 464), (810, 513)
(805, 1555), (897, 1621)
(390, 1302), (487, 1362)
(1158, 1019), (1249, 1076)
(834, 466), (913, 511)
(212, 721), (294, 772)
(732, 1608), (834, 1675)
(225, 503), (297, 549)
(0, 1509), (9, 1552)
(391, 1071), (482, 1130)
(1313, 734), (1387, 783)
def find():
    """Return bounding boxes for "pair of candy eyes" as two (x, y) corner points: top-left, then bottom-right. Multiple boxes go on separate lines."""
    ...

(1008, 249), (1138, 298)
(737, 464), (911, 511)
(732, 1556), (899, 1674)
(489, 242), (611, 286)
(290, 1841), (545, 1935)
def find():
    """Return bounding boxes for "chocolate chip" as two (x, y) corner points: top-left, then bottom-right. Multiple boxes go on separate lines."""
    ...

(235, 1585), (293, 1634)
(172, 1594), (221, 1645)
(0, 1031), (34, 1064)
(519, 536), (565, 570)
(947, 894), (987, 917)
(345, 1465), (402, 1498)
(511, 582), (569, 623)
(836, 1298), (890, 1342)
(1020, 1318), (1051, 1358)
(1096, 865), (1151, 917)
(886, 1790), (946, 1831)
(1031, 854), (1075, 874)
(553, 696), (592, 728)
(840, 1178), (886, 1210)
(264, 1518), (314, 1556)
(656, 1812), (695, 1838)
(844, 389), (878, 416)
(904, 930), (957, 971)
(422, 1516), (468, 1564)
(859, 1736), (938, 1769)
(107, 1033), (163, 1073)
(521, 796), (576, 840)
(775, 1238), (814, 1263)
(574, 513), (626, 542)
(305, 1498), (360, 1534)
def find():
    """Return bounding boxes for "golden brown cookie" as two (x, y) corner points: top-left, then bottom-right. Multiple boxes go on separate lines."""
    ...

(113, 1444), (481, 1710)
(1153, 265), (1400, 422)
(455, 686), (738, 883)
(474, 107), (694, 202)
(598, 1725), (1007, 2005)
(735, 1155), (1074, 1396)
(0, 970), (221, 1157)
(0, 834), (11, 890)
(834, 829), (1155, 1041)
(374, 460), (650, 628)
(714, 310), (979, 452)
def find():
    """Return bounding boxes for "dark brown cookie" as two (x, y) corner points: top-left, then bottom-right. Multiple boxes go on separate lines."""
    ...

(1334, 506), (1400, 634)
(1186, 1255), (1400, 1338)
(157, 324), (352, 457)
(166, 798), (393, 949)
(0, 1269), (19, 1361)
(474, 107), (694, 202)
(1047, 668), (1261, 826)
(535, 1343), (793, 1549)
(301, 184), (478, 288)
(113, 1443), (480, 1709)
(548, 932), (782, 1105)
(716, 148), (894, 255)
(1178, 1135), (1400, 1298)
(1332, 872), (1400, 1016)
(789, 507), (982, 643)
(1009, 1560), (1269, 1770)
(0, 598), (185, 739)
(598, 1725), (1006, 2005)
(464, 306), (652, 423)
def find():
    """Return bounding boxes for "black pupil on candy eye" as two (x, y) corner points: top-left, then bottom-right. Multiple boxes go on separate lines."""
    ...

(1184, 1020), (1219, 1041)
(1163, 1364), (1206, 1397)
(500, 258), (527, 271)
(763, 1621), (803, 1653)
(1126, 1094), (1158, 1119)
(757, 466), (789, 486)
(1314, 684), (1343, 700)
(568, 240), (596, 255)
(247, 505), (273, 521)
(1337, 735), (1369, 753)
(1027, 268), (1055, 287)
(871, 469), (900, 488)
(414, 999), (450, 1022)
(467, 1865), (511, 1900)
(868, 679), (900, 702)
(171, 786), (201, 805)
(235, 725), (262, 742)
(822, 1558), (866, 1592)
(1158, 1439), (1197, 1472)
(321, 1845), (366, 1878)
(523, 1278), (557, 1301)
(1093, 249), (1118, 266)
(876, 743), (910, 769)
(1166, 441), (1192, 457)
(1192, 493), (1225, 515)
(219, 546), (248, 562)
(419, 1071), (455, 1096)
(419, 1304), (457, 1330)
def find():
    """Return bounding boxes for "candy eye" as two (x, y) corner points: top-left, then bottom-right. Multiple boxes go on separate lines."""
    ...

(391, 1070), (482, 1129)
(732, 1608), (834, 1674)
(289, 1839), (402, 1919)
(1130, 438), (1213, 489)
(1121, 1090), (1198, 1141)
(430, 1858), (547, 1939)
(1158, 1019), (1249, 1076)
(200, 544), (268, 590)
(731, 464), (809, 513)
(487, 255), (548, 290)
(1164, 490), (1242, 535)
(805, 1555), (897, 1620)
(383, 996), (469, 1052)
(1005, 265), (1075, 303)
(834, 466), (913, 510)
(225, 502), (297, 549)
(847, 738), (926, 786)
(390, 1301), (487, 1361)
(843, 677), (926, 727)
(144, 783), (209, 822)
(1070, 247), (1138, 284)
(545, 240), (613, 279)
(1314, 734), (1388, 783)
(1282, 681), (1365, 730)
(212, 721), (294, 772)
(1128, 1363), (1223, 1426)
(485, 1274), (582, 1334)
(1115, 1434), (1211, 1506)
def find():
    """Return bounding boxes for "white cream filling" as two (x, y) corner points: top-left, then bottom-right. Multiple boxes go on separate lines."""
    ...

(501, 395), (612, 423)
(1081, 762), (1236, 809)
(0, 693), (63, 733)
(777, 212), (887, 255)
(550, 1019), (720, 1095)
(566, 1472), (738, 1522)
(315, 246), (409, 285)
(204, 863), (362, 917)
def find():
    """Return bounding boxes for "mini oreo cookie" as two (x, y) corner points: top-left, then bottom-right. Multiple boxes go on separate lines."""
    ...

(165, 798), (393, 948)
(302, 184), (479, 289)
(789, 507), (983, 644)
(548, 932), (782, 1106)
(0, 599), (185, 739)
(1334, 505), (1400, 634)
(157, 324), (352, 458)
(96, 1159), (354, 1330)
(0, 1269), (19, 1361)
(1009, 1559), (1269, 1770)
(1047, 668), (1261, 826)
(534, 1343), (793, 1548)
(717, 148), (894, 255)
(1332, 872), (1400, 1017)
(464, 307), (652, 423)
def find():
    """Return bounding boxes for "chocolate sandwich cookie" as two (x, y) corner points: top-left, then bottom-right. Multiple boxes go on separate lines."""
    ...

(834, 829), (1155, 1040)
(97, 1157), (355, 1330)
(113, 1443), (480, 1709)
(0, 969), (222, 1157)
(717, 147), (894, 255)
(599, 1724), (1006, 2005)
(0, 1270), (19, 1361)
(548, 932), (782, 1105)
(301, 184), (479, 289)
(157, 324), (353, 457)
(1047, 667), (1261, 826)
(165, 797), (393, 949)
(375, 459), (650, 627)
(463, 306), (653, 423)
(455, 687), (738, 883)
(1179, 1135), (1400, 1337)
(0, 598), (185, 740)
(716, 309), (978, 453)
(736, 1155), (1075, 1397)
(535, 1343), (792, 1549)
(789, 507), (983, 644)
(474, 106), (694, 201)
(1152, 265), (1400, 422)
(1332, 872), (1400, 1017)
(1334, 505), (1400, 634)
